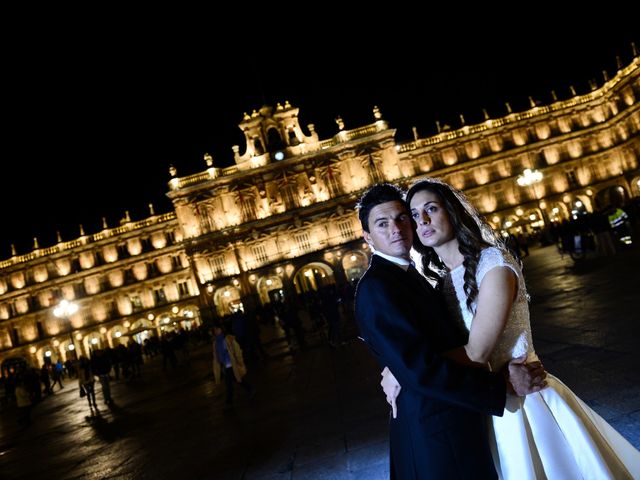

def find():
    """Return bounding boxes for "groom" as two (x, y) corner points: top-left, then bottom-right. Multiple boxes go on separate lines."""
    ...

(354, 183), (543, 479)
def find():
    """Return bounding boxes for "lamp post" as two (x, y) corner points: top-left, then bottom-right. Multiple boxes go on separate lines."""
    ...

(54, 299), (79, 360)
(516, 168), (547, 226)
(516, 168), (543, 188)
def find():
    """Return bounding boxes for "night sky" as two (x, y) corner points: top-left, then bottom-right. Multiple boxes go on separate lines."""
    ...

(2, 18), (637, 257)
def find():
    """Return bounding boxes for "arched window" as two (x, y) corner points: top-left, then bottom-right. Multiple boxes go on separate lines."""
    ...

(266, 128), (285, 151)
(253, 138), (264, 155)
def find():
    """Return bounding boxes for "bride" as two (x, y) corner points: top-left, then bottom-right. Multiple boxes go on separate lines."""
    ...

(381, 178), (640, 479)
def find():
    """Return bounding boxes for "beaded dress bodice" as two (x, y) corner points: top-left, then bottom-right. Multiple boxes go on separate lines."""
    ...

(442, 247), (536, 370)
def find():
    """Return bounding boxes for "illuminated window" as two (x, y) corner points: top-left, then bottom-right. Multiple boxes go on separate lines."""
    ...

(130, 295), (143, 312)
(294, 233), (311, 251)
(154, 288), (167, 305)
(252, 244), (268, 263)
(566, 170), (578, 188)
(178, 281), (190, 298)
(338, 220), (354, 239)
(211, 256), (226, 275)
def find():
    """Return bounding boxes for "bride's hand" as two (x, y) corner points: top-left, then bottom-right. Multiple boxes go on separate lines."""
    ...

(381, 366), (401, 418)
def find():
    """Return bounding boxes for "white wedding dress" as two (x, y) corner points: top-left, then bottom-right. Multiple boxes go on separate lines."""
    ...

(442, 247), (640, 480)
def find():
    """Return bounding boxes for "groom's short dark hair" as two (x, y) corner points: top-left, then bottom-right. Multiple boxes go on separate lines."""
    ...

(356, 183), (407, 232)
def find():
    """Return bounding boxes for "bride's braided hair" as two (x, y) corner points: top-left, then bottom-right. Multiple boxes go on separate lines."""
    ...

(405, 178), (507, 313)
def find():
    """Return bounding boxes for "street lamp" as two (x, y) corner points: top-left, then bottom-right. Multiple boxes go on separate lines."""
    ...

(516, 168), (547, 226)
(54, 299), (79, 359)
(516, 168), (543, 187)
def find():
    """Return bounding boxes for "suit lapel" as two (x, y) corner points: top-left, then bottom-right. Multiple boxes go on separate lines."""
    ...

(368, 255), (466, 348)
(370, 255), (435, 298)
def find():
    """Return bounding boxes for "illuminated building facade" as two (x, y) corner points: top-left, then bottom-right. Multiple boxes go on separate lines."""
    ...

(0, 214), (200, 367)
(1, 57), (638, 367)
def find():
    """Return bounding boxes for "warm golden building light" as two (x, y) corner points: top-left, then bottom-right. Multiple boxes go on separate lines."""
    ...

(2, 61), (639, 367)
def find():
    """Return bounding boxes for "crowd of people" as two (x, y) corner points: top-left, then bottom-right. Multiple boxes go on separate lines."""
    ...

(0, 327), (214, 425)
(1, 296), (356, 426)
(522, 198), (639, 261)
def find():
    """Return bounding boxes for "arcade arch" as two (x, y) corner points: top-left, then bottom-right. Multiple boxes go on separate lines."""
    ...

(293, 262), (335, 294)
(256, 275), (284, 305)
(82, 331), (105, 352)
(569, 196), (589, 219)
(108, 325), (127, 347)
(214, 286), (243, 316)
(178, 306), (199, 330)
(156, 313), (181, 333)
(595, 184), (629, 209)
(36, 345), (56, 366)
(548, 202), (570, 223)
(130, 318), (156, 344)
(341, 251), (369, 284)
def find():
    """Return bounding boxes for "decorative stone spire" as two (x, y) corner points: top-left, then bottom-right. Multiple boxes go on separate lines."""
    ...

(79, 224), (85, 236)
(33, 237), (39, 249)
(243, 112), (251, 120)
(551, 90), (558, 102)
(632, 42), (638, 57)
(529, 96), (536, 108)
(569, 85), (577, 96)
(57, 231), (62, 243)
(373, 105), (382, 120)
(602, 70), (609, 82)
(412, 126), (418, 140)
(284, 100), (292, 109)
(149, 203), (155, 216)
(505, 102), (513, 114)
(125, 211), (131, 222)
(102, 217), (108, 229)
(616, 55), (623, 70)
(169, 165), (177, 177)
(204, 153), (213, 167)
(335, 116), (345, 130)
(459, 114), (465, 126)
(482, 108), (490, 120)
(11, 244), (16, 256)
(435, 120), (442, 133)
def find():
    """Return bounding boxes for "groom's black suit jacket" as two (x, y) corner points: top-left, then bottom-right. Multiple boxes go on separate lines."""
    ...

(355, 255), (506, 479)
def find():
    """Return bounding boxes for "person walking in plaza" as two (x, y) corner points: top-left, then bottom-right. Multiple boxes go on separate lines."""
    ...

(51, 359), (65, 390)
(77, 356), (97, 410)
(382, 178), (640, 479)
(212, 324), (255, 409)
(15, 375), (32, 427)
(39, 364), (52, 395)
(354, 183), (545, 479)
(92, 349), (113, 405)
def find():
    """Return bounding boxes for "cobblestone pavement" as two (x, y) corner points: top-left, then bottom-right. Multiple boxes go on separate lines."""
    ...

(0, 244), (638, 479)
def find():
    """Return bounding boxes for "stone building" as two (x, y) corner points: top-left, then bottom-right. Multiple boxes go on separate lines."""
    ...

(1, 56), (638, 368)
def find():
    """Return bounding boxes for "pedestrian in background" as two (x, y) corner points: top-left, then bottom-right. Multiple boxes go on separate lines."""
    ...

(92, 349), (113, 405)
(15, 376), (32, 427)
(212, 324), (255, 409)
(77, 356), (97, 409)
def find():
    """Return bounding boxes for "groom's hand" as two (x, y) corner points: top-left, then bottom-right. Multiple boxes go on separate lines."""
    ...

(504, 354), (547, 396)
